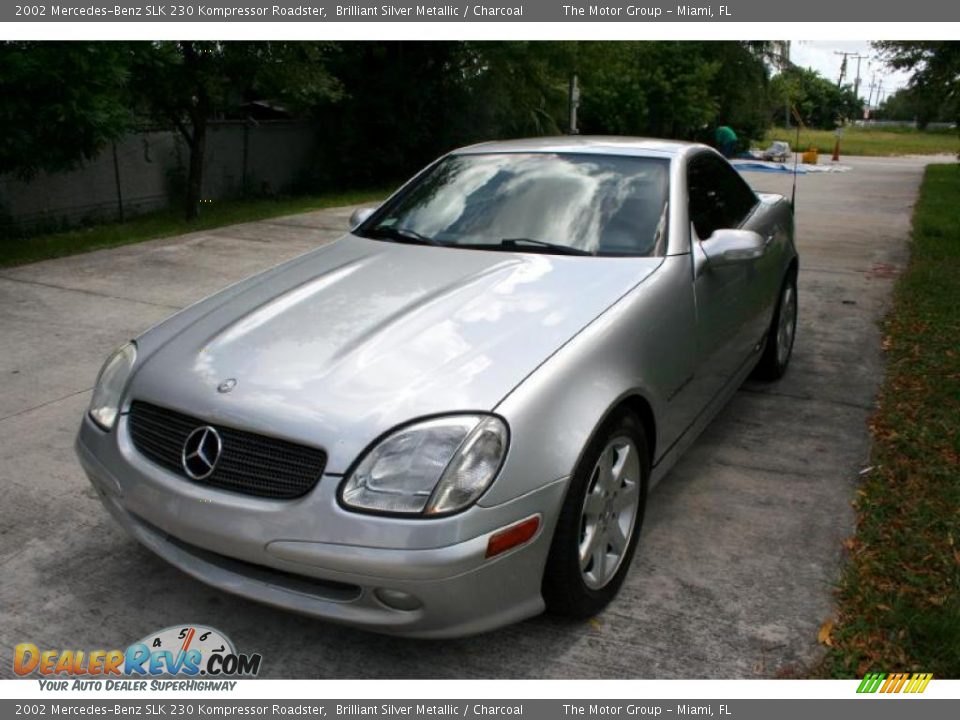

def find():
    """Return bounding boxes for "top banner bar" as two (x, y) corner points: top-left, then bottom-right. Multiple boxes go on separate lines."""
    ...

(6, 0), (960, 22)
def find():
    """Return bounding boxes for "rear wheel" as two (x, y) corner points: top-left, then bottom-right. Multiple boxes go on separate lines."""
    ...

(754, 272), (797, 380)
(543, 410), (650, 618)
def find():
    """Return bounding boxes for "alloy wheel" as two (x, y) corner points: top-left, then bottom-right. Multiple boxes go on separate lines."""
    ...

(776, 283), (797, 367)
(578, 436), (642, 590)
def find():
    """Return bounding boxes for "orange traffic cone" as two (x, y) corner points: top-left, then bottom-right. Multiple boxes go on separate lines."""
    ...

(832, 140), (840, 162)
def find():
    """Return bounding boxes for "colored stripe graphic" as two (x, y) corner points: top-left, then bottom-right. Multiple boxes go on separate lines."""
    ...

(893, 673), (909, 693)
(856, 672), (932, 693)
(856, 672), (886, 693)
(907, 673), (934, 693)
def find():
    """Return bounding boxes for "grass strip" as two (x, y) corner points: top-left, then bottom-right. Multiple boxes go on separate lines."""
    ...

(764, 127), (958, 158)
(822, 163), (960, 678)
(0, 189), (388, 268)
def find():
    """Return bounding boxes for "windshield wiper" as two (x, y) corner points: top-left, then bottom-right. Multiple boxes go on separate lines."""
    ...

(368, 226), (442, 246)
(497, 238), (594, 256)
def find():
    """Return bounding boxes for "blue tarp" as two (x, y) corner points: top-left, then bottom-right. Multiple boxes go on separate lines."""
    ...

(732, 160), (807, 175)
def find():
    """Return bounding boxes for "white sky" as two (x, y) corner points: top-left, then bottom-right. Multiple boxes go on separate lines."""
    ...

(788, 40), (914, 105)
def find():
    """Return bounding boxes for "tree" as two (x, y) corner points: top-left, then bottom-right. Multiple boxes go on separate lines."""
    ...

(874, 42), (960, 128)
(572, 42), (771, 147)
(873, 88), (921, 122)
(577, 42), (720, 139)
(0, 42), (132, 179)
(307, 42), (578, 189)
(456, 42), (573, 138)
(769, 66), (863, 129)
(2, 40), (793, 226)
(130, 42), (341, 220)
(701, 41), (772, 145)
(873, 86), (952, 127)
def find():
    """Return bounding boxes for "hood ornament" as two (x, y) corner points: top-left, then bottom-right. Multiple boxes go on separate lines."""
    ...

(217, 378), (237, 394)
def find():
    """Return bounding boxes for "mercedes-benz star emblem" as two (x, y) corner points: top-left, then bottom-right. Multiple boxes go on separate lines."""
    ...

(217, 378), (237, 393)
(182, 426), (222, 480)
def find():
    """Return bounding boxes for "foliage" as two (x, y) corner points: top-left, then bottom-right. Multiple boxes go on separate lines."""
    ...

(700, 42), (773, 146)
(1, 40), (786, 224)
(874, 88), (922, 123)
(573, 42), (770, 148)
(458, 42), (575, 138)
(577, 42), (720, 139)
(769, 66), (864, 129)
(309, 42), (473, 188)
(820, 164), (960, 677)
(872, 87), (955, 128)
(0, 42), (132, 179)
(309, 41), (577, 189)
(129, 41), (343, 219)
(237, 41), (773, 190)
(875, 42), (960, 127)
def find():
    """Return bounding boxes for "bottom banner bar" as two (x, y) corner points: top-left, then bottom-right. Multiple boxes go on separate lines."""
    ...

(1, 699), (956, 720)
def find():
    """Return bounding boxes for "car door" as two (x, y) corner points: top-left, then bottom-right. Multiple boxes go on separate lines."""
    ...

(687, 152), (765, 404)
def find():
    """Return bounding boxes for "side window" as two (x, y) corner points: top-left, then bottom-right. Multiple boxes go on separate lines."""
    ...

(688, 155), (759, 239)
(711, 156), (759, 225)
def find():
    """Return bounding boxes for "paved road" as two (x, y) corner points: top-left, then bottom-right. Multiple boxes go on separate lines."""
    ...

(0, 156), (935, 678)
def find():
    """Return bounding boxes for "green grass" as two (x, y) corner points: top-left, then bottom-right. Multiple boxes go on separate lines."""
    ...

(0, 189), (388, 269)
(764, 126), (959, 158)
(820, 164), (960, 678)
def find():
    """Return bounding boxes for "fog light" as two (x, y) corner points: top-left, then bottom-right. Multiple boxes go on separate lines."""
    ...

(485, 515), (540, 558)
(374, 588), (422, 611)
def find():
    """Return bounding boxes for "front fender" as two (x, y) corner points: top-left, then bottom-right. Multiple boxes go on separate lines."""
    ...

(480, 255), (696, 507)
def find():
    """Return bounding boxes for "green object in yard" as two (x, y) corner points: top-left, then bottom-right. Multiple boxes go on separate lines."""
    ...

(715, 125), (738, 157)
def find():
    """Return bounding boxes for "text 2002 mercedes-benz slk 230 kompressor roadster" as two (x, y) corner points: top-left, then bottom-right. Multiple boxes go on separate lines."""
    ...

(76, 136), (798, 638)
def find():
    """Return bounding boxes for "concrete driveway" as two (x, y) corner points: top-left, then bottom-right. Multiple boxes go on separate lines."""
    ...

(0, 156), (933, 678)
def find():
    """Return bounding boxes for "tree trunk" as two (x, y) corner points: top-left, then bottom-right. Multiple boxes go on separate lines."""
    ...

(184, 113), (207, 221)
(181, 41), (209, 222)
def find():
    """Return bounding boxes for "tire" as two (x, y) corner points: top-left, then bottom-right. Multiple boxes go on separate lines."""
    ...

(753, 271), (798, 381)
(542, 410), (650, 618)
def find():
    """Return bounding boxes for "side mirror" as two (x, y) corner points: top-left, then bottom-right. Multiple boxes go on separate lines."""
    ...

(349, 207), (376, 230)
(701, 229), (766, 268)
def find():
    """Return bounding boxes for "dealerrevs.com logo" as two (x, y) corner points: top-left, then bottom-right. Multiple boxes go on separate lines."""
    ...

(14, 625), (262, 690)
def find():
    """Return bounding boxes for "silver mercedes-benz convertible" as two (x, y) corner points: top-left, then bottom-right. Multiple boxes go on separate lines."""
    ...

(76, 137), (798, 638)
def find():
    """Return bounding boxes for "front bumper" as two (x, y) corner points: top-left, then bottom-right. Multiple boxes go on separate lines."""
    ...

(76, 415), (567, 638)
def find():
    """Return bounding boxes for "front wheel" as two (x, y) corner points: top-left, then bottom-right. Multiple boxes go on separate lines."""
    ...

(542, 410), (650, 618)
(753, 272), (798, 381)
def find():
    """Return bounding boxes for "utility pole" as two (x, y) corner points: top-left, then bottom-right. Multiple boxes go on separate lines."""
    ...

(851, 54), (867, 99)
(834, 51), (863, 87)
(835, 51), (852, 86)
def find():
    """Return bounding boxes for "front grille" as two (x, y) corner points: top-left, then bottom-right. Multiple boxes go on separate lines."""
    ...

(127, 401), (326, 499)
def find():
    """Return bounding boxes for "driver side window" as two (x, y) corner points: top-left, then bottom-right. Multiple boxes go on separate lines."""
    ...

(688, 155), (758, 240)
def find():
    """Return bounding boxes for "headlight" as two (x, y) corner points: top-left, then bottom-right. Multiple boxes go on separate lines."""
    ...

(88, 342), (137, 431)
(340, 415), (509, 516)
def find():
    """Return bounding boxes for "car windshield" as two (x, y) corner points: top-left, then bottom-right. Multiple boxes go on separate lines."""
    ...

(359, 152), (670, 257)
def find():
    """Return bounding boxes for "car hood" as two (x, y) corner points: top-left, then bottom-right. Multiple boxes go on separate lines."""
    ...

(129, 235), (661, 472)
